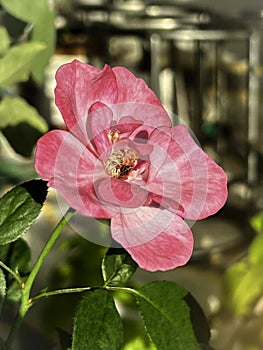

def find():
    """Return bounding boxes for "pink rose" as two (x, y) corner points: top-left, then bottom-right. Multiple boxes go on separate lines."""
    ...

(35, 60), (228, 271)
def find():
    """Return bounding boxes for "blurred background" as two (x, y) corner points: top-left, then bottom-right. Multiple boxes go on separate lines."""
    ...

(1, 0), (263, 349)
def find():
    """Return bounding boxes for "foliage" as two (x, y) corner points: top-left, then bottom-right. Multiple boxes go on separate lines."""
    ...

(223, 212), (263, 317)
(0, 2), (213, 349)
(0, 179), (212, 349)
(0, 0), (54, 160)
(72, 289), (124, 350)
(0, 0), (56, 84)
(102, 248), (138, 287)
(0, 180), (47, 245)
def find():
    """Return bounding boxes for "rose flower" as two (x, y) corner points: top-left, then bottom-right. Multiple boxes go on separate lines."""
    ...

(35, 60), (228, 271)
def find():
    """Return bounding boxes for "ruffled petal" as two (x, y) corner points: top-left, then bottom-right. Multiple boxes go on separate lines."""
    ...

(112, 102), (172, 129)
(87, 101), (113, 159)
(95, 178), (149, 209)
(147, 125), (228, 220)
(113, 66), (164, 107)
(55, 60), (118, 131)
(116, 116), (143, 138)
(35, 129), (65, 181)
(35, 130), (112, 218)
(111, 207), (193, 271)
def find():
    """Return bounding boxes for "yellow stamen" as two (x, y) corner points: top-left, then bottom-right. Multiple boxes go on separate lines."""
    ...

(108, 130), (119, 144)
(105, 149), (138, 179)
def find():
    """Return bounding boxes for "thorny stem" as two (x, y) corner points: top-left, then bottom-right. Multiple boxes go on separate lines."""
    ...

(4, 208), (75, 350)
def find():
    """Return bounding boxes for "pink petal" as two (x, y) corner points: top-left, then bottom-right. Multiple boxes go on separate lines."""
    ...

(113, 66), (164, 106)
(35, 130), (112, 218)
(112, 102), (172, 129)
(148, 125), (228, 220)
(87, 101), (113, 158)
(55, 60), (118, 131)
(95, 178), (149, 209)
(35, 129), (64, 181)
(111, 207), (193, 271)
(117, 116), (143, 136)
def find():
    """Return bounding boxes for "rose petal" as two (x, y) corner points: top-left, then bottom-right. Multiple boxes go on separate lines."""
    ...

(147, 125), (228, 220)
(87, 101), (113, 158)
(95, 178), (149, 209)
(117, 116), (143, 137)
(112, 102), (172, 129)
(55, 60), (118, 131)
(113, 66), (164, 106)
(111, 206), (193, 271)
(35, 130), (112, 218)
(35, 129), (65, 181)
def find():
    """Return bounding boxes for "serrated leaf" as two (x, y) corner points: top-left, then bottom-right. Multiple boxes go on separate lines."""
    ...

(72, 289), (123, 350)
(0, 41), (46, 87)
(102, 249), (137, 287)
(136, 281), (209, 350)
(0, 180), (48, 245)
(0, 26), (10, 56)
(0, 268), (6, 314)
(0, 96), (48, 133)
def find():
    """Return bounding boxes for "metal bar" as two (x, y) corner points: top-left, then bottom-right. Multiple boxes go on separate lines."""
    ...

(162, 29), (249, 41)
(247, 30), (261, 185)
(150, 33), (162, 97)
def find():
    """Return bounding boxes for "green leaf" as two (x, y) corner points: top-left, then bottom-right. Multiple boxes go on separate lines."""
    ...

(31, 10), (56, 84)
(0, 41), (46, 87)
(0, 96), (48, 133)
(248, 234), (263, 265)
(102, 248), (138, 287)
(250, 212), (263, 234)
(223, 260), (263, 316)
(0, 239), (31, 303)
(0, 238), (31, 276)
(0, 26), (10, 56)
(136, 281), (209, 350)
(0, 180), (48, 245)
(72, 289), (123, 350)
(0, 0), (56, 84)
(0, 160), (37, 185)
(223, 232), (263, 316)
(0, 0), (49, 24)
(0, 95), (47, 156)
(0, 268), (6, 314)
(123, 337), (156, 350)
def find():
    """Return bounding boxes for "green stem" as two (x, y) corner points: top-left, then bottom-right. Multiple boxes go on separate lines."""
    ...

(4, 207), (75, 350)
(31, 286), (140, 305)
(105, 285), (141, 298)
(31, 286), (93, 303)
(0, 260), (23, 287)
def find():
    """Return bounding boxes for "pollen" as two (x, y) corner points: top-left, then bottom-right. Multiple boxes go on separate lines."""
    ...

(105, 149), (138, 179)
(108, 130), (119, 144)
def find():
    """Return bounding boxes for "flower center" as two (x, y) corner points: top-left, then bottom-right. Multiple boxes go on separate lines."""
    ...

(105, 149), (138, 179)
